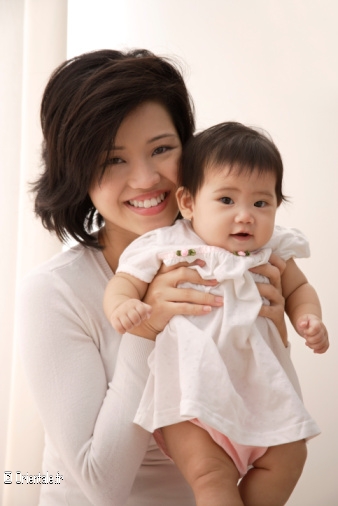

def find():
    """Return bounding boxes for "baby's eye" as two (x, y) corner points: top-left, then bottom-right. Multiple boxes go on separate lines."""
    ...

(254, 201), (267, 208)
(220, 197), (234, 205)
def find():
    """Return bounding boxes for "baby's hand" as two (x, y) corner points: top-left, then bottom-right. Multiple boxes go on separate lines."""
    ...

(296, 314), (329, 354)
(110, 299), (152, 334)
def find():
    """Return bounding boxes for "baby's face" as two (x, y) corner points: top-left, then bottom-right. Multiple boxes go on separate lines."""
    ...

(184, 164), (278, 253)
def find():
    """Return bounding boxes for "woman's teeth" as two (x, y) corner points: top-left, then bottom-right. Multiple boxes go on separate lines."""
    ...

(129, 193), (166, 208)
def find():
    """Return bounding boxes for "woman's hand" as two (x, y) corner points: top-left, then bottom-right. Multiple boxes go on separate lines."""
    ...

(250, 253), (288, 345)
(128, 260), (223, 341)
(129, 253), (288, 344)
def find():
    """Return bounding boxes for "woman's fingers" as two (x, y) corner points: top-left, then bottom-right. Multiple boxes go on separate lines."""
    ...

(157, 258), (207, 273)
(161, 285), (223, 307)
(252, 255), (287, 344)
(128, 295), (220, 341)
(268, 253), (287, 276)
(155, 262), (219, 289)
(130, 264), (223, 340)
(250, 254), (285, 293)
(259, 302), (288, 346)
(256, 280), (285, 307)
(156, 261), (217, 288)
(146, 281), (223, 312)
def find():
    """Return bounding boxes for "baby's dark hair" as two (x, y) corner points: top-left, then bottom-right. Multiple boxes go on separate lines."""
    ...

(33, 49), (195, 248)
(179, 122), (286, 205)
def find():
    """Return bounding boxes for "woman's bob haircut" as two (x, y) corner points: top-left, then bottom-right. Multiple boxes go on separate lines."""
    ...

(33, 49), (195, 248)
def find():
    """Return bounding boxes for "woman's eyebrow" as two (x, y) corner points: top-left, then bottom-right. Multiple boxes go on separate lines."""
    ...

(110, 133), (178, 151)
(147, 133), (179, 144)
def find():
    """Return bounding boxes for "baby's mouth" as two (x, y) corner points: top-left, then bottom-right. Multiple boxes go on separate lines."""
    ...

(128, 192), (167, 209)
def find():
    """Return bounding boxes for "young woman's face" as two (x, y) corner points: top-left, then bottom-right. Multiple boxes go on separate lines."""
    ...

(89, 101), (182, 242)
(178, 165), (278, 253)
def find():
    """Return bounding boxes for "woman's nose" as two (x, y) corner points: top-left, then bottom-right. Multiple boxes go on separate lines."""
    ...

(128, 161), (161, 189)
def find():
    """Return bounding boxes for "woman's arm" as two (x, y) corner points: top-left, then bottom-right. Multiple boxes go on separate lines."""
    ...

(18, 271), (155, 506)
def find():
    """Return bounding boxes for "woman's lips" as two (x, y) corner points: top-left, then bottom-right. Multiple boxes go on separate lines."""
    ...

(127, 192), (166, 209)
(125, 191), (170, 215)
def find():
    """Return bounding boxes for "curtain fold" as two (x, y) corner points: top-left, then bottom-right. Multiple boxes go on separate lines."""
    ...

(1, 1), (67, 504)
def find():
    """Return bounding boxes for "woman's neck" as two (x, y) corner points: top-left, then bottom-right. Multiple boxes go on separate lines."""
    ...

(98, 226), (137, 273)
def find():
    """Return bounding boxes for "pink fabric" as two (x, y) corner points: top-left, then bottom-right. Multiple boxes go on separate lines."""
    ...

(154, 419), (267, 478)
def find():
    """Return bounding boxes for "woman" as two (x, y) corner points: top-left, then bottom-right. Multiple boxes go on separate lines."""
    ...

(18, 49), (287, 506)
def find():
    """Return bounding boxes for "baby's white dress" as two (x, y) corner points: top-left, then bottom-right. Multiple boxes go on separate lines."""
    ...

(117, 219), (320, 448)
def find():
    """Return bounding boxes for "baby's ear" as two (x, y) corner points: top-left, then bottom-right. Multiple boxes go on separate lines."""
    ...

(176, 186), (194, 219)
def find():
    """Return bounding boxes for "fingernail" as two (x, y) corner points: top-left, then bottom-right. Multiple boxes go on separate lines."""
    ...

(203, 306), (212, 312)
(194, 259), (205, 266)
(215, 297), (223, 304)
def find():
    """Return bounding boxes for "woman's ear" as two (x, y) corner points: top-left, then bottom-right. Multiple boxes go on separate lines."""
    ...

(176, 186), (194, 220)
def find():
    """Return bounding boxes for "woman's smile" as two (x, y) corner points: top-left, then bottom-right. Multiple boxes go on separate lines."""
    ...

(126, 190), (168, 210)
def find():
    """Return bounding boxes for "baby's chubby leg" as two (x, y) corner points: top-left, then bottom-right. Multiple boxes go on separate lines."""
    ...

(161, 421), (244, 506)
(238, 440), (307, 506)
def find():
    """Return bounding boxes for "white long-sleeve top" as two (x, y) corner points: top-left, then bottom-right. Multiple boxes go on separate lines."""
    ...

(18, 242), (195, 505)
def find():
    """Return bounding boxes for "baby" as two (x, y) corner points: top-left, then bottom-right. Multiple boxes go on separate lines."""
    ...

(104, 122), (328, 506)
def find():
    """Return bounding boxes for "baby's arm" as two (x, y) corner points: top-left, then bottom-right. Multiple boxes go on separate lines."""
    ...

(282, 258), (329, 354)
(103, 273), (151, 334)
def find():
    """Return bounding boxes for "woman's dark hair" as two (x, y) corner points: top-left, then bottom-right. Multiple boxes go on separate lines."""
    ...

(33, 49), (195, 247)
(179, 122), (287, 205)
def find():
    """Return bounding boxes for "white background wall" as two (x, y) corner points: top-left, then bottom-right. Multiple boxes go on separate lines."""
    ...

(1, 1), (66, 504)
(67, 1), (338, 504)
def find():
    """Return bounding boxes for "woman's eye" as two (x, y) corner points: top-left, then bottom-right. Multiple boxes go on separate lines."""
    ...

(220, 197), (234, 205)
(107, 157), (124, 165)
(254, 200), (267, 208)
(153, 146), (171, 156)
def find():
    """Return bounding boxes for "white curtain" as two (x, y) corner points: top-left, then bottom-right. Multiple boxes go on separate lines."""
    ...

(0, 1), (67, 504)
